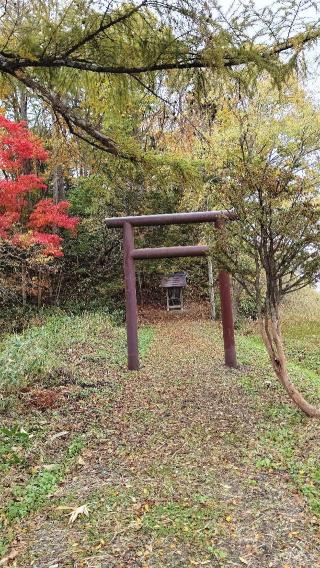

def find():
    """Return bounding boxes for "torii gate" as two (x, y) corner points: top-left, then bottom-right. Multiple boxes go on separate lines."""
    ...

(105, 210), (237, 371)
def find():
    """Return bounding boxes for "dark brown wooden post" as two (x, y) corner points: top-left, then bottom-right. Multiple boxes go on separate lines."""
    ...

(123, 222), (139, 370)
(215, 219), (237, 368)
(218, 270), (237, 368)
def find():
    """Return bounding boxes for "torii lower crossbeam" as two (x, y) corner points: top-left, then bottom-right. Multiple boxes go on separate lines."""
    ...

(105, 211), (237, 371)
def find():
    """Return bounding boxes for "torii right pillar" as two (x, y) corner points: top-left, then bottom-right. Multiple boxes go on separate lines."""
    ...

(215, 218), (237, 368)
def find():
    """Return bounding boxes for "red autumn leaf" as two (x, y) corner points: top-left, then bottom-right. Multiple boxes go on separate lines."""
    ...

(0, 114), (79, 256)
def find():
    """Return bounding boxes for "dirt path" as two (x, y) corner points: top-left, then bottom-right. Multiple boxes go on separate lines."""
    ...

(15, 318), (320, 567)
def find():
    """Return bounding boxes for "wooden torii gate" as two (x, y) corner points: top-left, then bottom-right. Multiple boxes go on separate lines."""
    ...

(105, 210), (237, 371)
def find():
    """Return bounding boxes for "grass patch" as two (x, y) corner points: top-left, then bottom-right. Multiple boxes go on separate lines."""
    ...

(0, 312), (155, 391)
(0, 426), (31, 472)
(237, 327), (320, 401)
(139, 326), (154, 358)
(0, 312), (156, 559)
(141, 500), (220, 541)
(0, 312), (109, 390)
(0, 434), (85, 556)
(255, 420), (320, 516)
(282, 288), (320, 375)
(78, 486), (224, 561)
(236, 290), (320, 519)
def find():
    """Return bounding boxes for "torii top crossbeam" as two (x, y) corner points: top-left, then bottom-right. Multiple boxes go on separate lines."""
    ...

(105, 210), (237, 371)
(105, 209), (235, 227)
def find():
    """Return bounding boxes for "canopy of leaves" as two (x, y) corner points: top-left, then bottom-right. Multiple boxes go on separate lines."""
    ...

(194, 78), (320, 303)
(1, 0), (320, 156)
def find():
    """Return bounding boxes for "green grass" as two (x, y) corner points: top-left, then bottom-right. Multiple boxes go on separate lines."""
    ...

(236, 289), (320, 517)
(237, 329), (320, 400)
(0, 312), (154, 391)
(0, 434), (85, 556)
(139, 326), (154, 358)
(0, 312), (109, 389)
(282, 288), (320, 374)
(141, 500), (220, 541)
(254, 421), (320, 515)
(0, 426), (31, 471)
(0, 311), (156, 558)
(71, 484), (225, 562)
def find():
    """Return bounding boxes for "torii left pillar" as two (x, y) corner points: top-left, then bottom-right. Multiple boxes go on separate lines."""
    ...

(123, 222), (139, 370)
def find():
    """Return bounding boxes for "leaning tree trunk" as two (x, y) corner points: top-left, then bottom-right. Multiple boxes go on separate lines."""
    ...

(259, 312), (320, 417)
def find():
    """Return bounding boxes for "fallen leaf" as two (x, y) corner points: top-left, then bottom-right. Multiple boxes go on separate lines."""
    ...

(50, 431), (69, 441)
(68, 504), (89, 525)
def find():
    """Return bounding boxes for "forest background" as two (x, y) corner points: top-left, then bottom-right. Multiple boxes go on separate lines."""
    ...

(0, 0), (319, 327)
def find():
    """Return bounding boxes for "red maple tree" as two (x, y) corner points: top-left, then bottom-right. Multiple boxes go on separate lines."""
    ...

(0, 115), (79, 257)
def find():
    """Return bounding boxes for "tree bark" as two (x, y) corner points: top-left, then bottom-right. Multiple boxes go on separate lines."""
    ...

(37, 267), (43, 310)
(52, 164), (65, 203)
(259, 313), (320, 417)
(19, 89), (28, 122)
(207, 256), (216, 320)
(21, 260), (27, 308)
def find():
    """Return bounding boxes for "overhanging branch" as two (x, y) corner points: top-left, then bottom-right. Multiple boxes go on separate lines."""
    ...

(10, 70), (135, 159)
(1, 23), (319, 158)
(1, 27), (320, 75)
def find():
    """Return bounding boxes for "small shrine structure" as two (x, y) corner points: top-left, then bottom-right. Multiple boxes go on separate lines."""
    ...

(160, 271), (187, 311)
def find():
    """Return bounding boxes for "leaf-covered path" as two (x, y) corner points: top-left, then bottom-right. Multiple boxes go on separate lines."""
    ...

(12, 317), (320, 567)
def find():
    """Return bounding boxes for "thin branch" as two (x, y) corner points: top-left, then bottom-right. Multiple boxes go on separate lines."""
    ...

(62, 0), (148, 58)
(10, 69), (133, 158)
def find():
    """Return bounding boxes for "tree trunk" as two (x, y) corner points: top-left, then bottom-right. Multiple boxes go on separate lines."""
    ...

(53, 164), (65, 203)
(19, 90), (28, 122)
(21, 260), (27, 308)
(17, 89), (32, 175)
(207, 256), (216, 320)
(54, 268), (63, 306)
(37, 267), (43, 310)
(259, 313), (320, 417)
